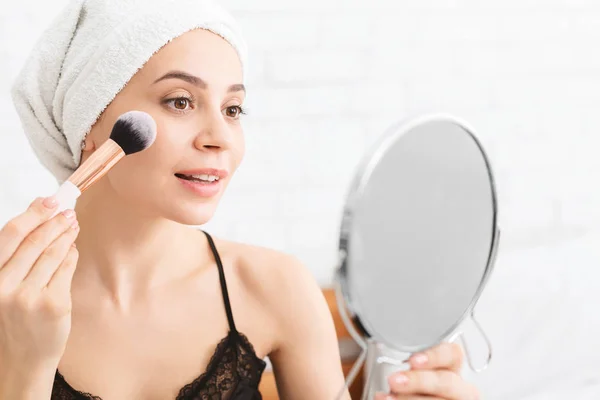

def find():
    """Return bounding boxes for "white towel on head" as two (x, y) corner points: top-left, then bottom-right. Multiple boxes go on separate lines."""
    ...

(11, 0), (248, 184)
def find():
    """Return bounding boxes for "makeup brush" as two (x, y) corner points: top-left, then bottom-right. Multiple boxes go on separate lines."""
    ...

(51, 110), (157, 216)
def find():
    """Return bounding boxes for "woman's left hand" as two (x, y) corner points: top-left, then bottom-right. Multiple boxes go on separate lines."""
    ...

(375, 342), (480, 400)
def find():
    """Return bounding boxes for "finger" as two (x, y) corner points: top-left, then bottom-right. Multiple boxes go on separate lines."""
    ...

(388, 370), (479, 400)
(46, 245), (79, 301)
(409, 342), (464, 372)
(0, 197), (59, 267)
(0, 210), (77, 289)
(23, 222), (80, 289)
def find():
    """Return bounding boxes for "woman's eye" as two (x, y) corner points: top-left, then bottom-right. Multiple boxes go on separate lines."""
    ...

(164, 97), (193, 112)
(225, 105), (245, 118)
(174, 98), (189, 110)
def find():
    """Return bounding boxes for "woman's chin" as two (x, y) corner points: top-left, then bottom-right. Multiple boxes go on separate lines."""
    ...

(165, 206), (217, 226)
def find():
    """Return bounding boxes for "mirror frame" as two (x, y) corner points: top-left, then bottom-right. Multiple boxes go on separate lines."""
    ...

(334, 113), (501, 354)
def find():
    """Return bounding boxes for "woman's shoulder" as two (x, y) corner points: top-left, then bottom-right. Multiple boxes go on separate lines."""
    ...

(211, 236), (337, 356)
(213, 237), (317, 294)
(212, 237), (325, 315)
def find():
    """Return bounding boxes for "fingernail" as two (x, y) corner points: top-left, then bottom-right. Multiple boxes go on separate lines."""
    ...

(412, 353), (428, 366)
(43, 196), (58, 208)
(394, 373), (408, 385)
(63, 209), (76, 219)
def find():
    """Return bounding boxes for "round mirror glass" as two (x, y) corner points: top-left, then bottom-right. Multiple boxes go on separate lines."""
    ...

(337, 115), (499, 354)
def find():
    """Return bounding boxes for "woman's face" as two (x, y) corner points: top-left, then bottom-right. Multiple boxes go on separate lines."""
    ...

(82, 29), (245, 225)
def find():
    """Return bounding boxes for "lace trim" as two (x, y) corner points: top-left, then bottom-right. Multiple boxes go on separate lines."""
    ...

(53, 330), (266, 400)
(176, 331), (266, 399)
(53, 371), (102, 400)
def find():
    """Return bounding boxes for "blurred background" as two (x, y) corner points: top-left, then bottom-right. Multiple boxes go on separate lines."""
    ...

(2, 0), (600, 399)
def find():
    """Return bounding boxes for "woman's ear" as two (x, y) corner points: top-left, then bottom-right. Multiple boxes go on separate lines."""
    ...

(81, 137), (96, 152)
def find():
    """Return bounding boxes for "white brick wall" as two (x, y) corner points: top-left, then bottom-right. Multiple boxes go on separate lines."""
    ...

(226, 0), (600, 283)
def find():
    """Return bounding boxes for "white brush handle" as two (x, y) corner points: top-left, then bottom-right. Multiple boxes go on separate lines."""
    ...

(50, 181), (81, 218)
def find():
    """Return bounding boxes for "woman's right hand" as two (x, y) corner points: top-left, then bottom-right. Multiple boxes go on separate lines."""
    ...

(0, 196), (79, 375)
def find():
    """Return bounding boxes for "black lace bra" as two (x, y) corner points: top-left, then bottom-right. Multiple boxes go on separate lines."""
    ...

(51, 231), (267, 400)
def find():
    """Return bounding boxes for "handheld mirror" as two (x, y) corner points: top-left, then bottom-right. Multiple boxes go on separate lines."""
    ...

(333, 114), (500, 399)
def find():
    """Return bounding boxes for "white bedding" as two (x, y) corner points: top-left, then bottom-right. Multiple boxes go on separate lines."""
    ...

(463, 231), (600, 399)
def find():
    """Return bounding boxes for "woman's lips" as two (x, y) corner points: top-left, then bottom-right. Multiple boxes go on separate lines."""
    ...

(175, 168), (229, 179)
(175, 174), (223, 198)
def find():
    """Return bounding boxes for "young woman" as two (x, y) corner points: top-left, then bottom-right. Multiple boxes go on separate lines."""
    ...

(1, 1), (480, 399)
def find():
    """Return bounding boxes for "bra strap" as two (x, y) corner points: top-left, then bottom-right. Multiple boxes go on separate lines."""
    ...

(202, 231), (238, 333)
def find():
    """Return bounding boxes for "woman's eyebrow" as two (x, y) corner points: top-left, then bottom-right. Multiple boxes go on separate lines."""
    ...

(153, 70), (245, 93)
(154, 71), (207, 87)
(228, 84), (246, 93)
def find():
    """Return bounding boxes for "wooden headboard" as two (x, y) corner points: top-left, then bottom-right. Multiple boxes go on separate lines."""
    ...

(258, 288), (364, 399)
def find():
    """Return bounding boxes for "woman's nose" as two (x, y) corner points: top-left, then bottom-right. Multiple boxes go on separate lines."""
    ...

(193, 112), (232, 151)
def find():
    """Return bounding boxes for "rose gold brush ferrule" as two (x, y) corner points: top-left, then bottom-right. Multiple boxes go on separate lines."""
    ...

(68, 139), (125, 193)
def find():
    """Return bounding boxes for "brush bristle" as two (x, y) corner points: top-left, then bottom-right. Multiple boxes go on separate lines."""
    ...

(109, 111), (157, 155)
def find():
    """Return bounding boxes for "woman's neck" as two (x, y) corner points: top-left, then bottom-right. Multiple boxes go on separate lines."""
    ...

(72, 180), (209, 307)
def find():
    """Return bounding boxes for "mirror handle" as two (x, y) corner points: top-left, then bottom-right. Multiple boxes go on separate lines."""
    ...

(334, 268), (369, 399)
(456, 311), (493, 373)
